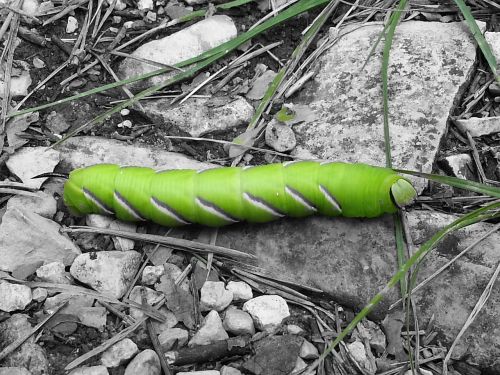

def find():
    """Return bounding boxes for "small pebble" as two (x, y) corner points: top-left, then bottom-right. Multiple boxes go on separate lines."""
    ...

(188, 310), (228, 347)
(300, 339), (319, 359)
(200, 281), (233, 312)
(124, 349), (160, 375)
(158, 327), (189, 351)
(223, 308), (255, 336)
(36, 261), (72, 284)
(145, 11), (156, 22)
(220, 366), (242, 375)
(226, 281), (253, 301)
(141, 265), (165, 285)
(286, 324), (305, 335)
(77, 307), (107, 331)
(32, 287), (48, 302)
(243, 295), (290, 332)
(112, 16), (122, 23)
(117, 119), (133, 129)
(120, 108), (130, 116)
(0, 280), (32, 312)
(265, 119), (296, 152)
(292, 357), (307, 373)
(177, 372), (220, 375)
(68, 366), (109, 375)
(33, 57), (45, 68)
(137, 0), (153, 10)
(66, 16), (78, 33)
(101, 338), (138, 368)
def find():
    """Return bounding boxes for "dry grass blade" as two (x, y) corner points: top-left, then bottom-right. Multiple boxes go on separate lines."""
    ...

(442, 260), (500, 374)
(0, 301), (67, 361)
(63, 225), (256, 260)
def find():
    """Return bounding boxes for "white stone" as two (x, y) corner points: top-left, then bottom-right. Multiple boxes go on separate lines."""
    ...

(128, 286), (164, 320)
(300, 339), (319, 359)
(0, 60), (32, 98)
(33, 57), (45, 68)
(141, 265), (164, 285)
(124, 349), (160, 375)
(86, 214), (113, 229)
(57, 136), (211, 171)
(177, 372), (220, 375)
(6, 191), (57, 218)
(265, 119), (296, 152)
(43, 293), (94, 315)
(137, 0), (153, 10)
(68, 366), (109, 375)
(220, 366), (241, 375)
(0, 281), (32, 312)
(243, 295), (290, 332)
(77, 307), (107, 331)
(455, 117), (500, 137)
(158, 327), (189, 351)
(20, 0), (39, 15)
(226, 281), (252, 301)
(36, 261), (72, 284)
(440, 154), (473, 180)
(200, 281), (233, 312)
(6, 147), (60, 189)
(223, 308), (255, 336)
(119, 16), (237, 89)
(0, 206), (81, 272)
(70, 251), (142, 298)
(144, 96), (254, 137)
(151, 306), (179, 334)
(346, 341), (374, 374)
(292, 357), (308, 373)
(101, 338), (138, 368)
(32, 287), (48, 302)
(109, 220), (136, 251)
(66, 16), (78, 33)
(485, 31), (500, 63)
(188, 310), (229, 347)
(286, 324), (305, 335)
(292, 21), (485, 193)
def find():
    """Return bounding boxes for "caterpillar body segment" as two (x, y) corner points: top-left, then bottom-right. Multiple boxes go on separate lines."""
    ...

(63, 161), (417, 227)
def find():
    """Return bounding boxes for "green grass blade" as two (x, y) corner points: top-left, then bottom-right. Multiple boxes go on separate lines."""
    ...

(318, 200), (500, 361)
(381, 0), (408, 168)
(395, 169), (500, 198)
(454, 0), (499, 81)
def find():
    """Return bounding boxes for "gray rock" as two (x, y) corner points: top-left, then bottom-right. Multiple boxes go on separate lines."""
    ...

(291, 21), (484, 193)
(141, 265), (165, 285)
(200, 281), (233, 312)
(158, 327), (189, 351)
(43, 293), (95, 315)
(188, 310), (229, 347)
(124, 349), (160, 375)
(150, 306), (179, 334)
(6, 191), (57, 218)
(439, 153), (474, 180)
(0, 368), (32, 375)
(128, 286), (164, 320)
(177, 372), (220, 375)
(246, 70), (277, 101)
(265, 119), (296, 152)
(6, 146), (60, 189)
(68, 366), (109, 375)
(0, 281), (32, 312)
(0, 60), (31, 98)
(101, 338), (138, 368)
(354, 319), (386, 354)
(223, 308), (255, 336)
(286, 324), (305, 335)
(119, 16), (236, 90)
(77, 307), (108, 331)
(70, 251), (142, 298)
(58, 136), (211, 171)
(485, 31), (500, 62)
(144, 96), (254, 137)
(220, 366), (241, 375)
(0, 206), (80, 272)
(32, 287), (48, 302)
(243, 295), (290, 332)
(86, 214), (113, 229)
(299, 339), (319, 360)
(226, 281), (253, 301)
(5, 112), (39, 152)
(216, 211), (500, 371)
(108, 220), (136, 251)
(36, 261), (73, 284)
(292, 357), (307, 373)
(46, 111), (71, 134)
(242, 334), (303, 375)
(347, 341), (375, 374)
(0, 315), (48, 375)
(455, 117), (500, 137)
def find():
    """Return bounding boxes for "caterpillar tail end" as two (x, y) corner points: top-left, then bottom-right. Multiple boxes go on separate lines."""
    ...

(390, 179), (417, 209)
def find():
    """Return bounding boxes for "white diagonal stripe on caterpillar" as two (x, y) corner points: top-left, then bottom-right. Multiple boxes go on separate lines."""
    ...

(318, 185), (342, 213)
(285, 186), (317, 212)
(195, 197), (239, 223)
(150, 196), (191, 225)
(243, 192), (285, 218)
(83, 188), (114, 215)
(113, 191), (146, 221)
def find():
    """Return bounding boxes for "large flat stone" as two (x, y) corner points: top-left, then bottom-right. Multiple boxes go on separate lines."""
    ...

(291, 21), (483, 192)
(118, 15), (237, 90)
(216, 212), (500, 371)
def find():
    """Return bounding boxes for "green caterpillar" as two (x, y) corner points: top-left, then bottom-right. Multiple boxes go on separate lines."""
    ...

(63, 161), (417, 227)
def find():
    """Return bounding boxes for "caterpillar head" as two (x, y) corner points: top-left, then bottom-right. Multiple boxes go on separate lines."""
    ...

(390, 179), (417, 209)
